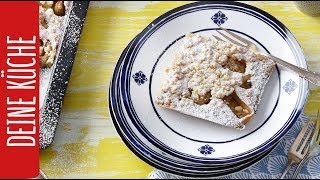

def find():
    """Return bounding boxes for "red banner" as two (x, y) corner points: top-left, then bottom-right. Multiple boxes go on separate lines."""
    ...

(0, 2), (39, 178)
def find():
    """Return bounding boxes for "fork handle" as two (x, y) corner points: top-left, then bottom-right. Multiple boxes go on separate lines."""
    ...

(280, 161), (295, 179)
(265, 54), (320, 86)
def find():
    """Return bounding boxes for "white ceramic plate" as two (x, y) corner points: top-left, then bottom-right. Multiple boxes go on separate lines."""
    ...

(110, 1), (308, 166)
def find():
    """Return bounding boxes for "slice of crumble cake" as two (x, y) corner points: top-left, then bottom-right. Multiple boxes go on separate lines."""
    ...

(156, 33), (275, 129)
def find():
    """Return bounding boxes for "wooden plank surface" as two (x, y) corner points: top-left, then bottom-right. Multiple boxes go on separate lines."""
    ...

(40, 1), (320, 178)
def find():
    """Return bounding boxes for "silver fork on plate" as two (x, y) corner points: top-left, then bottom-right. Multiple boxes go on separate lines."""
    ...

(292, 110), (320, 179)
(212, 26), (320, 86)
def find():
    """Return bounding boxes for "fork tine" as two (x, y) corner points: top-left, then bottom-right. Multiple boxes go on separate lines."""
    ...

(216, 30), (247, 47)
(218, 26), (252, 46)
(315, 110), (320, 143)
(290, 121), (311, 151)
(212, 35), (223, 41)
(297, 124), (313, 153)
(316, 126), (320, 144)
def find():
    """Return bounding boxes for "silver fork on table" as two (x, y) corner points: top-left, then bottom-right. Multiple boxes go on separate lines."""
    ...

(213, 27), (320, 86)
(292, 110), (320, 179)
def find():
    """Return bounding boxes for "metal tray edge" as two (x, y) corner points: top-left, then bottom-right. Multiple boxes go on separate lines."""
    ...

(40, 1), (90, 149)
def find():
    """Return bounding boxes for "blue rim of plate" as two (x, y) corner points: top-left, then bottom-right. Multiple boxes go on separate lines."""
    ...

(114, 1), (308, 164)
(109, 47), (277, 176)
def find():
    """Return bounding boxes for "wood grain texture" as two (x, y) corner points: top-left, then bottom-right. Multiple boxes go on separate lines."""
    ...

(40, 1), (320, 178)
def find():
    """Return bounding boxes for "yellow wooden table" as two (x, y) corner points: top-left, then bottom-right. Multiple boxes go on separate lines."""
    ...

(40, 1), (320, 179)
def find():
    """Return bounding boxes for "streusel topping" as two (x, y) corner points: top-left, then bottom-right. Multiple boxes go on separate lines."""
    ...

(39, 1), (72, 68)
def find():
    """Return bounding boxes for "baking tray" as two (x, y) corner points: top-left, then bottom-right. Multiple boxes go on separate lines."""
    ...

(40, 1), (90, 149)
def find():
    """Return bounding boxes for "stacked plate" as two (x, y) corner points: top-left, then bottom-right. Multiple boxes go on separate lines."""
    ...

(109, 1), (308, 177)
